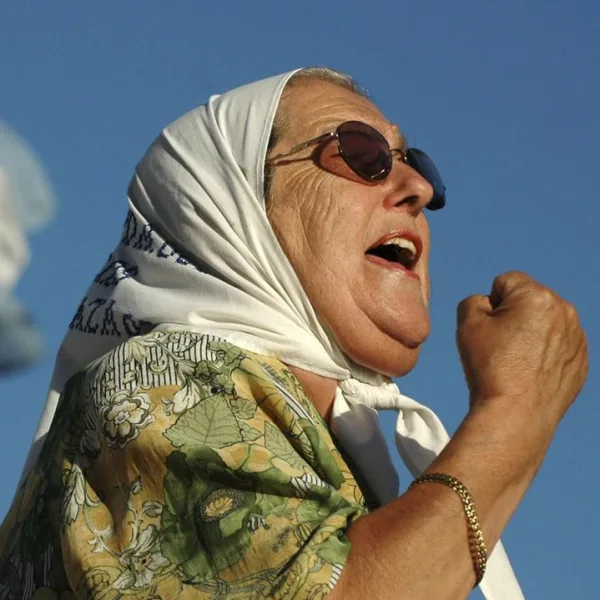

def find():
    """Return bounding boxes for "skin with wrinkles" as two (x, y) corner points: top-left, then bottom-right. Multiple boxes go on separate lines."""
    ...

(267, 79), (433, 378)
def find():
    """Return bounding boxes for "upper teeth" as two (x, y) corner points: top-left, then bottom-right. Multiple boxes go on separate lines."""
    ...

(381, 237), (417, 259)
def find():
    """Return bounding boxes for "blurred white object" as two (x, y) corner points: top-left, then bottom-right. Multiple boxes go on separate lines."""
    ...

(0, 121), (56, 232)
(0, 169), (29, 289)
(0, 122), (56, 372)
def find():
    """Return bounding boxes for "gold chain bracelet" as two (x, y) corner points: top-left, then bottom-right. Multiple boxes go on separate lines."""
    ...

(409, 473), (488, 587)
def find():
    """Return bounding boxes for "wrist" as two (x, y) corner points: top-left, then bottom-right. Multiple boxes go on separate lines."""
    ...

(468, 392), (558, 443)
(431, 397), (554, 518)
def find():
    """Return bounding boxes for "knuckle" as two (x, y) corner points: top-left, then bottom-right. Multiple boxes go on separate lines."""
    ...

(564, 301), (579, 322)
(495, 270), (531, 286)
(527, 286), (556, 308)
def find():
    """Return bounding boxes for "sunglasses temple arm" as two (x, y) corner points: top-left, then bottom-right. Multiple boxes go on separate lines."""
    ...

(390, 147), (408, 161)
(268, 132), (335, 162)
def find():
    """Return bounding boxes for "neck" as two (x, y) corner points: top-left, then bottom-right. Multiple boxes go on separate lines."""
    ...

(287, 365), (338, 422)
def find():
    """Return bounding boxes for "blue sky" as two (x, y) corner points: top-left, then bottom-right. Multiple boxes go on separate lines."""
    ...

(1, 1), (598, 598)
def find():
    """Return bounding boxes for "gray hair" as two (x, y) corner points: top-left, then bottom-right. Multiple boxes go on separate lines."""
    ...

(285, 66), (366, 96)
(263, 67), (368, 207)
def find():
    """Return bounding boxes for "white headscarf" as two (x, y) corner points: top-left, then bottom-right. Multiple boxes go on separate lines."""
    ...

(24, 69), (523, 599)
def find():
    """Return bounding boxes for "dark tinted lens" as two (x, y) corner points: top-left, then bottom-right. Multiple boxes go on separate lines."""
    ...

(337, 121), (392, 181)
(406, 148), (446, 210)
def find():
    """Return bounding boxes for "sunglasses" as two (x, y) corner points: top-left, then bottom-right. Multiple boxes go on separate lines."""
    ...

(267, 120), (446, 210)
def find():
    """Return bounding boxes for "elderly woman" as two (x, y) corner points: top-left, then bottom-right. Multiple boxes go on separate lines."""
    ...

(0, 68), (586, 599)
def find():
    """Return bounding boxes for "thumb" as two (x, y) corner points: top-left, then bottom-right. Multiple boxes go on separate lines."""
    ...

(489, 271), (532, 309)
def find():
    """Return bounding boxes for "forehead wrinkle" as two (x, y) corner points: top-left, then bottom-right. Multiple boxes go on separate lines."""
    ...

(285, 81), (407, 151)
(294, 91), (380, 131)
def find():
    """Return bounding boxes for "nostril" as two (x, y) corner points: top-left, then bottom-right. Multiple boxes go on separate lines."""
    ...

(393, 195), (420, 208)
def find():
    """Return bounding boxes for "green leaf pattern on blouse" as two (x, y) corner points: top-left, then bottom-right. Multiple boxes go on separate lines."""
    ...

(0, 332), (367, 599)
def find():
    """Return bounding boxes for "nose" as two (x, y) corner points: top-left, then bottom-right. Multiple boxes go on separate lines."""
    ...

(384, 161), (434, 214)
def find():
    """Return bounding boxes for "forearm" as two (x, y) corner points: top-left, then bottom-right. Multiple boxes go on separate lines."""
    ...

(329, 398), (554, 600)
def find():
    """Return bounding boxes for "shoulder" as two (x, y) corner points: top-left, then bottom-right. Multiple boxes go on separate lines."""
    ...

(79, 330), (323, 425)
(0, 332), (368, 597)
(76, 331), (356, 496)
(84, 330), (291, 389)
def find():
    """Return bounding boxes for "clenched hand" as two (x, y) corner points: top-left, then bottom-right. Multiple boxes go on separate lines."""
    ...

(456, 271), (588, 428)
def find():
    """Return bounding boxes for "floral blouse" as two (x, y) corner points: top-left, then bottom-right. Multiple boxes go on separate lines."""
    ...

(0, 332), (369, 599)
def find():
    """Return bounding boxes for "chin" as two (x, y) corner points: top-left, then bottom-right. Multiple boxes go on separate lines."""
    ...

(347, 342), (423, 378)
(315, 288), (430, 379)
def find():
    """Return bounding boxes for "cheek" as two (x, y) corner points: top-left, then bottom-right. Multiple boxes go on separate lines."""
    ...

(268, 170), (341, 272)
(283, 173), (348, 252)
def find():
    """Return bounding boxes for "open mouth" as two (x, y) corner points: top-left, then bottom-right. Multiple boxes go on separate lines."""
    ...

(365, 233), (421, 274)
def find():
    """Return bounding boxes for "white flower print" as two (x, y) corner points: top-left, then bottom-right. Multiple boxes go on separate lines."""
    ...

(102, 390), (154, 448)
(112, 525), (169, 589)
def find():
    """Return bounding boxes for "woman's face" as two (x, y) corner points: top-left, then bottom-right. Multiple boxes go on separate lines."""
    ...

(266, 79), (434, 378)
